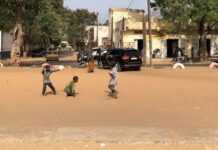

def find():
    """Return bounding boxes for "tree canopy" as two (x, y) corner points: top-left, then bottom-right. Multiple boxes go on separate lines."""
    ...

(0, 0), (97, 59)
(155, 0), (218, 59)
(63, 9), (97, 50)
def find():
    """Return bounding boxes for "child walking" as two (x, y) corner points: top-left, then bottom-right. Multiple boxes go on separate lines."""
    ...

(64, 76), (79, 97)
(42, 64), (59, 96)
(108, 64), (118, 98)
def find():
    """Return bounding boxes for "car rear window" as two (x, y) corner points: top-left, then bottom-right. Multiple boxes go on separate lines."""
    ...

(110, 50), (121, 55)
(124, 50), (139, 55)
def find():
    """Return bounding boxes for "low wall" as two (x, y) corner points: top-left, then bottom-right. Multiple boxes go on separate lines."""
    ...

(0, 51), (10, 60)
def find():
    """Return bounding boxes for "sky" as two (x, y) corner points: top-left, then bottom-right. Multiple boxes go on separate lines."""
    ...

(64, 0), (147, 23)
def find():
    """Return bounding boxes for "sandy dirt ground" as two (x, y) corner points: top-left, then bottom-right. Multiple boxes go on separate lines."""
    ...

(1, 66), (218, 149)
(1, 143), (218, 150)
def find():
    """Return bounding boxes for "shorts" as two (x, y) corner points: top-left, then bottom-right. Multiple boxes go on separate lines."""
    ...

(108, 84), (116, 91)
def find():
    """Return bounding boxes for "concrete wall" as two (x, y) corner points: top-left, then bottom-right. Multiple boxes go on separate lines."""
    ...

(0, 31), (12, 52)
(2, 32), (12, 51)
(109, 10), (128, 47)
(152, 35), (218, 58)
(98, 26), (109, 46)
(109, 8), (144, 47)
(120, 31), (218, 59)
(110, 8), (218, 59)
(124, 20), (143, 31)
(210, 35), (218, 55)
(86, 25), (109, 47)
(123, 32), (143, 49)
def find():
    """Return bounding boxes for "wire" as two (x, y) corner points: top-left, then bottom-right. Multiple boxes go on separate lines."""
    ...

(127, 0), (134, 9)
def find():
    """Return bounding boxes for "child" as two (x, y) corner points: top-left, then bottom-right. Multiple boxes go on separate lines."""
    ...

(64, 76), (79, 97)
(108, 64), (118, 98)
(42, 64), (59, 96)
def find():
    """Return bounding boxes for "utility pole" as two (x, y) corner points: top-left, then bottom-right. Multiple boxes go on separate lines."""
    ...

(0, 31), (2, 53)
(147, 0), (152, 66)
(96, 12), (99, 47)
(111, 16), (114, 48)
(121, 17), (125, 48)
(143, 10), (147, 66)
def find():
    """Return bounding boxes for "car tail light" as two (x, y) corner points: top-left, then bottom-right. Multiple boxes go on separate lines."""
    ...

(122, 55), (129, 60)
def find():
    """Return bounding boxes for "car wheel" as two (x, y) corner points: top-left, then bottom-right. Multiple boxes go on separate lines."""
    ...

(98, 61), (103, 69)
(136, 67), (141, 71)
(100, 61), (106, 69)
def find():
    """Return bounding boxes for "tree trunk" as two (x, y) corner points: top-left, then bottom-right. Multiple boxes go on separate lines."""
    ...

(198, 17), (207, 62)
(199, 33), (207, 61)
(11, 23), (23, 64)
(11, 0), (24, 64)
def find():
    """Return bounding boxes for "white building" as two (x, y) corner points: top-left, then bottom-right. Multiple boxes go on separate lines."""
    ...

(109, 8), (218, 59)
(109, 8), (144, 48)
(0, 31), (13, 52)
(86, 25), (109, 47)
(0, 31), (13, 59)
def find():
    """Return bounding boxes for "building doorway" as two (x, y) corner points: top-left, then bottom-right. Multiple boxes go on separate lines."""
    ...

(137, 39), (144, 52)
(167, 39), (179, 58)
(198, 39), (211, 57)
(207, 39), (211, 57)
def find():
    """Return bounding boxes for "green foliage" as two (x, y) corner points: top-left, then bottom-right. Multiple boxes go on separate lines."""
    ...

(63, 9), (97, 49)
(155, 0), (218, 34)
(26, 0), (64, 48)
(0, 0), (64, 50)
(155, 0), (218, 59)
(0, 0), (96, 51)
(0, 0), (19, 31)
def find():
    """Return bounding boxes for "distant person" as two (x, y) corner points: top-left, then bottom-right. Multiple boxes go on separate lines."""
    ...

(64, 76), (79, 97)
(174, 47), (184, 61)
(87, 49), (95, 73)
(172, 47), (186, 70)
(108, 64), (118, 98)
(97, 48), (101, 66)
(41, 64), (59, 96)
(191, 47), (194, 60)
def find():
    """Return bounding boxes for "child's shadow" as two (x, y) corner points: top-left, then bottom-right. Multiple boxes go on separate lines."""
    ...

(66, 92), (79, 98)
(104, 90), (118, 99)
(44, 91), (55, 96)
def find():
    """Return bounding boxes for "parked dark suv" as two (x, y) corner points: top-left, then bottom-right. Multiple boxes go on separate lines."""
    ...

(98, 48), (142, 71)
(27, 48), (47, 58)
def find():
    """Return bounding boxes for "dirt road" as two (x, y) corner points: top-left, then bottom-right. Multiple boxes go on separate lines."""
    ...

(1, 67), (218, 149)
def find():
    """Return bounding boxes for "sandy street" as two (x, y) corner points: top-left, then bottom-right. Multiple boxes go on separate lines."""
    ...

(1, 67), (218, 149)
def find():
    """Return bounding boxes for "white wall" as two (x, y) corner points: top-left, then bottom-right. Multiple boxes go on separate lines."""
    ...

(211, 35), (218, 55)
(2, 32), (12, 51)
(111, 11), (128, 47)
(143, 35), (164, 58)
(123, 32), (142, 49)
(86, 25), (109, 47)
(98, 26), (109, 46)
(109, 8), (143, 47)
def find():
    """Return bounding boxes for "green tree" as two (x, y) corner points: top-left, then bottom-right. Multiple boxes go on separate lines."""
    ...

(0, 0), (96, 60)
(0, 0), (64, 60)
(63, 9), (97, 49)
(0, 0), (26, 61)
(155, 0), (218, 60)
(27, 0), (64, 49)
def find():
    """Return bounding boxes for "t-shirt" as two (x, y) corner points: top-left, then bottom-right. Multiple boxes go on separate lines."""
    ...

(42, 68), (58, 84)
(109, 65), (118, 86)
(42, 70), (52, 84)
(64, 81), (75, 94)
